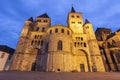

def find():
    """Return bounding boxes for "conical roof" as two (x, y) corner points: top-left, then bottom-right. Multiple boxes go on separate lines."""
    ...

(85, 19), (90, 24)
(71, 6), (76, 13)
(37, 13), (49, 18)
(27, 17), (33, 22)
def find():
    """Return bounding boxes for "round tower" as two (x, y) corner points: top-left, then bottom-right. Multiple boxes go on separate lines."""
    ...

(37, 25), (73, 72)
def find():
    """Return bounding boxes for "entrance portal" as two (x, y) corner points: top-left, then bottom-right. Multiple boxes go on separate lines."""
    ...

(80, 64), (85, 72)
(31, 62), (36, 71)
(75, 49), (90, 72)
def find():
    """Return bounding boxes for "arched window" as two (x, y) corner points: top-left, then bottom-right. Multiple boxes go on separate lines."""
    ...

(77, 15), (80, 18)
(74, 42), (76, 47)
(61, 29), (64, 33)
(42, 27), (45, 32)
(37, 35), (39, 39)
(38, 40), (40, 45)
(84, 43), (86, 47)
(31, 40), (34, 45)
(58, 40), (62, 50)
(50, 30), (52, 34)
(81, 37), (83, 41)
(35, 40), (37, 45)
(55, 28), (58, 33)
(67, 31), (69, 35)
(34, 35), (37, 39)
(40, 35), (42, 39)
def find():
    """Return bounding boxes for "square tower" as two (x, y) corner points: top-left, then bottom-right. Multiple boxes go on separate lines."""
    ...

(67, 7), (84, 33)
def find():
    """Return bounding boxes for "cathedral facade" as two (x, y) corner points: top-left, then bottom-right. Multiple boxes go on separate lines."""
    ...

(10, 7), (105, 72)
(95, 28), (120, 72)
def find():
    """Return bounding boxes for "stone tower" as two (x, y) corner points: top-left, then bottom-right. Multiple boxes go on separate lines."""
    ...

(67, 6), (84, 33)
(83, 19), (105, 72)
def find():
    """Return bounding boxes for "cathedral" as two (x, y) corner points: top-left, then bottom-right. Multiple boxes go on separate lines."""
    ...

(10, 7), (106, 72)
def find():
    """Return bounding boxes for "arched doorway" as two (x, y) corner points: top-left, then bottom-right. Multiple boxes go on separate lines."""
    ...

(31, 62), (36, 71)
(75, 49), (90, 72)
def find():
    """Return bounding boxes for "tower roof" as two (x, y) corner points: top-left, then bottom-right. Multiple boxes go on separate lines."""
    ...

(85, 19), (90, 24)
(71, 6), (76, 13)
(37, 13), (49, 18)
(27, 17), (33, 22)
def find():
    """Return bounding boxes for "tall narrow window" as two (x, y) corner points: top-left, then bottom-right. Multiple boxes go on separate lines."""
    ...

(50, 30), (52, 34)
(58, 40), (62, 50)
(40, 35), (42, 39)
(67, 31), (69, 35)
(42, 27), (45, 32)
(61, 29), (64, 33)
(35, 40), (37, 45)
(81, 37), (83, 41)
(37, 35), (39, 39)
(31, 40), (34, 45)
(74, 42), (76, 47)
(34, 35), (37, 39)
(38, 40), (40, 45)
(84, 43), (86, 47)
(55, 28), (58, 33)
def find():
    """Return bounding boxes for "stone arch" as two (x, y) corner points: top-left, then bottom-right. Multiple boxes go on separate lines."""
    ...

(75, 49), (90, 72)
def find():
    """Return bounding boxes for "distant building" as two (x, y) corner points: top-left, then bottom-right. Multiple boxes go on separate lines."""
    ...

(0, 45), (14, 71)
(10, 7), (105, 72)
(95, 28), (120, 72)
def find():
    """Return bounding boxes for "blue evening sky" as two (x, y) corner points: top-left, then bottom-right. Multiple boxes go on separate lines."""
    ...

(0, 0), (120, 49)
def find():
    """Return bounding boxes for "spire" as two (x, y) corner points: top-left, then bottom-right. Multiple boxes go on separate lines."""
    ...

(27, 17), (33, 22)
(85, 19), (90, 24)
(71, 6), (76, 13)
(37, 13), (49, 18)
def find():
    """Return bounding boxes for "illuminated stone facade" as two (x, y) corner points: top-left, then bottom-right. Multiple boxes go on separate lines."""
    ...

(10, 7), (105, 72)
(95, 28), (120, 72)
(0, 45), (14, 71)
